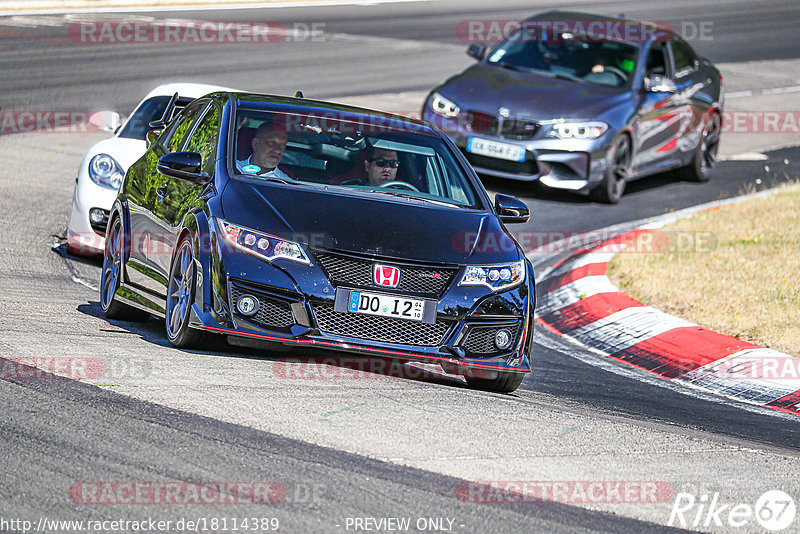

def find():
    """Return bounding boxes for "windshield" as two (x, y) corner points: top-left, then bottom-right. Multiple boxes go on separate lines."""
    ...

(487, 32), (640, 88)
(232, 108), (482, 208)
(118, 95), (193, 140)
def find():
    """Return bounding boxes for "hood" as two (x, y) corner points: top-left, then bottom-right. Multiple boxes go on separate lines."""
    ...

(220, 180), (521, 265)
(439, 63), (631, 120)
(87, 136), (146, 171)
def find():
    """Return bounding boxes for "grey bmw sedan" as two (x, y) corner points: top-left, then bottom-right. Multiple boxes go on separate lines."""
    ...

(422, 11), (723, 203)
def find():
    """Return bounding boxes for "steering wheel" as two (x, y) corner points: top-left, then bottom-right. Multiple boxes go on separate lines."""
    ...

(602, 66), (629, 82)
(380, 181), (419, 192)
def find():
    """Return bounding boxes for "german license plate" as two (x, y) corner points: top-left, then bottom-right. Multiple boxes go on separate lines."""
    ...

(466, 137), (526, 162)
(347, 290), (425, 322)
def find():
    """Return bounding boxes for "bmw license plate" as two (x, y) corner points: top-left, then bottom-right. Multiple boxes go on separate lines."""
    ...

(348, 290), (425, 322)
(466, 137), (526, 162)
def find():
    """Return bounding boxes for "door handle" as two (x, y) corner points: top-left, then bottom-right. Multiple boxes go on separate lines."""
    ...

(156, 185), (167, 203)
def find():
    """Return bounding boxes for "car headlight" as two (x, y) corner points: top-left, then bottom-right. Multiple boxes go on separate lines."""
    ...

(216, 219), (310, 265)
(88, 154), (124, 190)
(548, 121), (608, 139)
(429, 92), (460, 118)
(459, 260), (525, 291)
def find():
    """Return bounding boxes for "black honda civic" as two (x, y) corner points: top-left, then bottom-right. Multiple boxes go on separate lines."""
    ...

(101, 92), (535, 392)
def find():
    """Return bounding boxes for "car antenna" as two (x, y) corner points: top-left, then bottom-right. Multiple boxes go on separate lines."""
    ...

(295, 90), (304, 98)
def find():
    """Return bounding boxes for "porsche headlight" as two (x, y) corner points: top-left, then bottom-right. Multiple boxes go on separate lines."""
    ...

(429, 92), (460, 118)
(459, 260), (525, 291)
(548, 121), (608, 139)
(88, 153), (124, 190)
(216, 219), (310, 265)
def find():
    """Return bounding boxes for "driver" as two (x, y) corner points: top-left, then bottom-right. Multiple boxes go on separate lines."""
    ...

(236, 119), (291, 181)
(364, 147), (401, 186)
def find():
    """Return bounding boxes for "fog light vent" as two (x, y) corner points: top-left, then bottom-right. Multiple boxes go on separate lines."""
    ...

(494, 328), (512, 350)
(236, 294), (259, 316)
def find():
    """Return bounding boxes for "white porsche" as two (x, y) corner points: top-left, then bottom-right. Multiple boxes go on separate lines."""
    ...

(66, 82), (237, 255)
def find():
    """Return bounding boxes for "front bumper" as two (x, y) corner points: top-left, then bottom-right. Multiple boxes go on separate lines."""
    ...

(424, 110), (611, 192)
(191, 237), (534, 375)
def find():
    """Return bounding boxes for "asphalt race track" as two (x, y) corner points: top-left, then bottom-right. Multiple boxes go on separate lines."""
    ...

(1, 1), (799, 532)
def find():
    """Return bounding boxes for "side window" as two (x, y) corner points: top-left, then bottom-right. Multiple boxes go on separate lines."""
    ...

(671, 39), (697, 76)
(645, 42), (668, 77)
(163, 101), (205, 152)
(185, 104), (220, 175)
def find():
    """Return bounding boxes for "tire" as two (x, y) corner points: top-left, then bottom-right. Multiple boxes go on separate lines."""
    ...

(465, 371), (525, 393)
(676, 111), (720, 182)
(165, 234), (208, 348)
(100, 216), (150, 321)
(591, 134), (632, 204)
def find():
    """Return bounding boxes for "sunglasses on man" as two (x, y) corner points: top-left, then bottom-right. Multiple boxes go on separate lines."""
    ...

(369, 158), (400, 169)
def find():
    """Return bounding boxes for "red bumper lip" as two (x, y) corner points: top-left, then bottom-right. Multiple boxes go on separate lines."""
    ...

(198, 324), (530, 373)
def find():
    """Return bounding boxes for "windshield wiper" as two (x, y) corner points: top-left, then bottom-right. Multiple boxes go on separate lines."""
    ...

(491, 61), (533, 73)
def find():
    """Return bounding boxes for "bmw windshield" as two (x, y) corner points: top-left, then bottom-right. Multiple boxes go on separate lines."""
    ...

(486, 30), (640, 88)
(231, 108), (482, 209)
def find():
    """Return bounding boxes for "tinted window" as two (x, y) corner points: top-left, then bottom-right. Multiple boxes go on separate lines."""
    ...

(645, 42), (668, 76)
(185, 104), (220, 174)
(164, 101), (206, 152)
(233, 109), (482, 209)
(671, 39), (696, 75)
(486, 31), (640, 88)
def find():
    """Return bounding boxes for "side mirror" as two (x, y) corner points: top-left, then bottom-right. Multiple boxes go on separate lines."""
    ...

(495, 194), (530, 224)
(157, 152), (210, 184)
(644, 74), (677, 93)
(145, 128), (161, 149)
(467, 43), (487, 61)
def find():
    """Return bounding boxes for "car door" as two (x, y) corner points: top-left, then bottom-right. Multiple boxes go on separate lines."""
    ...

(126, 100), (206, 294)
(668, 37), (711, 158)
(150, 101), (221, 281)
(631, 39), (684, 173)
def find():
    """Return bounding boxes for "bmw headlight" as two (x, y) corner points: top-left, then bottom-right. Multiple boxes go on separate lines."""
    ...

(459, 260), (525, 291)
(216, 219), (310, 265)
(548, 121), (608, 139)
(429, 92), (460, 118)
(88, 154), (124, 190)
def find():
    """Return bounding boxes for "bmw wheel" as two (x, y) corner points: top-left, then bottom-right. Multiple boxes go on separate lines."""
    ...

(678, 111), (720, 182)
(591, 134), (631, 204)
(100, 216), (149, 321)
(165, 234), (207, 348)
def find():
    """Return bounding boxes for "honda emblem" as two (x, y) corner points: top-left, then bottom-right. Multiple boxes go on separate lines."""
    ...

(373, 264), (401, 288)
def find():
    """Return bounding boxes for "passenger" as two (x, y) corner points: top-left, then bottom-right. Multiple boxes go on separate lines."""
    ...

(236, 118), (291, 181)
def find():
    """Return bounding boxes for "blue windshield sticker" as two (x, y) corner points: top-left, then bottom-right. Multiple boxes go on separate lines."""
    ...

(242, 164), (261, 174)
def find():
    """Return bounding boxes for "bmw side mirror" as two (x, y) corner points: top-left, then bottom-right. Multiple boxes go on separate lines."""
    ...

(644, 74), (677, 93)
(157, 152), (210, 183)
(467, 43), (487, 61)
(495, 194), (530, 224)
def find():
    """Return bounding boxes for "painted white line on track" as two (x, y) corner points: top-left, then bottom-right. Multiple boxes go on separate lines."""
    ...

(0, 0), (428, 17)
(726, 85), (800, 98)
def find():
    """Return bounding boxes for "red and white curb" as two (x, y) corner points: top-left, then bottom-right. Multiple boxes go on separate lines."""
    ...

(533, 228), (800, 417)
